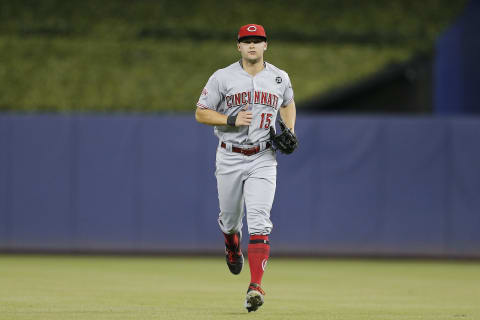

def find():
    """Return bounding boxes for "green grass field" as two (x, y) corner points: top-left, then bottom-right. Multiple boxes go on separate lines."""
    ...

(1, 255), (479, 319)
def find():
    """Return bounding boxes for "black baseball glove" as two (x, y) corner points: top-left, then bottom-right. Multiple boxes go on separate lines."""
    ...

(269, 118), (298, 154)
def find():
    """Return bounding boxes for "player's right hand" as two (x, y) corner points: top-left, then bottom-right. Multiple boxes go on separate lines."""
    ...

(235, 105), (253, 126)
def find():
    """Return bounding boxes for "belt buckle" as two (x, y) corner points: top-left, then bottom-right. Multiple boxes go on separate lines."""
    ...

(242, 147), (257, 156)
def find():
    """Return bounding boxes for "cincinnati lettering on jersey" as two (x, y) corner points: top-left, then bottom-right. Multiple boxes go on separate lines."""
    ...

(226, 91), (279, 109)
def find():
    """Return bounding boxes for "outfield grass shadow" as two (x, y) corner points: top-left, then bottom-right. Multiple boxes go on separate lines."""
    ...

(225, 312), (249, 315)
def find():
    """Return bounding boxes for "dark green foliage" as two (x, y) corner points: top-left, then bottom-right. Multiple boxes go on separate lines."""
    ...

(0, 0), (467, 112)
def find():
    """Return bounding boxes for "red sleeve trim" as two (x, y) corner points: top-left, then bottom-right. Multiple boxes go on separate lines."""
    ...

(196, 103), (212, 109)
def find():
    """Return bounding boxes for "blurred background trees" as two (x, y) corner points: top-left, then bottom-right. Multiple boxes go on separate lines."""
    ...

(0, 0), (467, 113)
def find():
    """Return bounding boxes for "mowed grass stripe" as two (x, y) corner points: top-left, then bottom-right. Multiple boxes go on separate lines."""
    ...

(0, 255), (479, 319)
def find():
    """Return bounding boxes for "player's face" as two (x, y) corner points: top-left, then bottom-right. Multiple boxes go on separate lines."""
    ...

(237, 37), (267, 63)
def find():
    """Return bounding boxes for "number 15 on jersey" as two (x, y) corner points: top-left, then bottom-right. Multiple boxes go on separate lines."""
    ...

(259, 113), (273, 130)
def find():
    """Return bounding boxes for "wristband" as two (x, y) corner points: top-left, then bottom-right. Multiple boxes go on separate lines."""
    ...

(227, 115), (237, 127)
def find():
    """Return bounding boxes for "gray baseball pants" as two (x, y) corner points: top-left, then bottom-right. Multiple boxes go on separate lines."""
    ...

(215, 144), (277, 235)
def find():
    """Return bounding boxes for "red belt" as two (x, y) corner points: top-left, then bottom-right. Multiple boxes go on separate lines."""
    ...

(221, 142), (271, 156)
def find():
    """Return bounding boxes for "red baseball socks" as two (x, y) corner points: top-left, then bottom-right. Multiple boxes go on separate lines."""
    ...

(248, 235), (270, 285)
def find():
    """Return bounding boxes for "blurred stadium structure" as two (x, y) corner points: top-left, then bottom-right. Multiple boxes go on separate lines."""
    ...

(1, 0), (480, 258)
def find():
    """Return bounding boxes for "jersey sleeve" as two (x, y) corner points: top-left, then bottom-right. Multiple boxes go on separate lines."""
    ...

(281, 72), (294, 107)
(196, 73), (222, 111)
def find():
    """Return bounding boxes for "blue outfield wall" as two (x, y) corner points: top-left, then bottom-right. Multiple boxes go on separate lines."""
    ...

(0, 114), (479, 257)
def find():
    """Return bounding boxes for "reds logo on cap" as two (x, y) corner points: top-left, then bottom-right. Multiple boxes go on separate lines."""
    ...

(238, 24), (267, 41)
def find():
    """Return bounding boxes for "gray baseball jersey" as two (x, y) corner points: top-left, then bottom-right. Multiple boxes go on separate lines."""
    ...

(197, 61), (294, 145)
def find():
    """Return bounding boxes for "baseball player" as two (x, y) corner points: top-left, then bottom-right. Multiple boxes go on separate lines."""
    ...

(195, 24), (297, 312)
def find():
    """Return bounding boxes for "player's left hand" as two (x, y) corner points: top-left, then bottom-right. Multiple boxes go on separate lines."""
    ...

(270, 119), (298, 154)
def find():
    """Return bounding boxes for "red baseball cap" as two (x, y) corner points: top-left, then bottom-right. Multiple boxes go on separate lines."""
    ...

(237, 24), (267, 42)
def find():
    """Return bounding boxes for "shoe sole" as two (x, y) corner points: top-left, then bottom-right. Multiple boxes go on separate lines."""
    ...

(245, 290), (264, 312)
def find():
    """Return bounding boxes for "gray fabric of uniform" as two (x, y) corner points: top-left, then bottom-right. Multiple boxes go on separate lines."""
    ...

(197, 61), (294, 144)
(216, 146), (276, 235)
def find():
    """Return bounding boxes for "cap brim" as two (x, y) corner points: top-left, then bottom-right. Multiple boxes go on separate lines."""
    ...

(238, 35), (267, 42)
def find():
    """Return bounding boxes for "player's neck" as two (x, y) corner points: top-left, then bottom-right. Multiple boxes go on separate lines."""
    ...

(240, 58), (265, 76)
